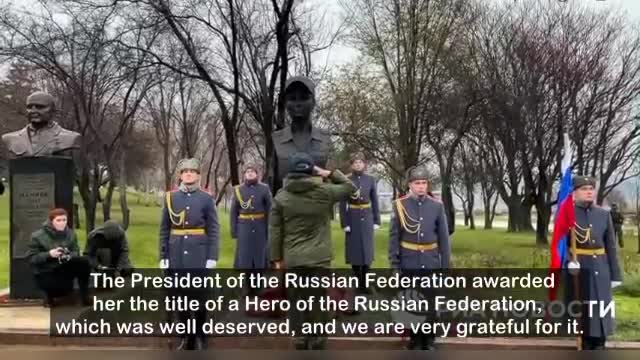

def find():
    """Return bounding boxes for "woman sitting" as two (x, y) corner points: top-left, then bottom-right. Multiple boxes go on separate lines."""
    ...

(27, 208), (92, 307)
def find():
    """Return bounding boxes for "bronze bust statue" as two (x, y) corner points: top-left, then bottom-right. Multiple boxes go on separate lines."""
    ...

(272, 76), (332, 191)
(1, 91), (80, 158)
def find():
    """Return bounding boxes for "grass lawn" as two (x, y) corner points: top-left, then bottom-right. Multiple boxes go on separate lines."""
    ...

(1, 189), (639, 340)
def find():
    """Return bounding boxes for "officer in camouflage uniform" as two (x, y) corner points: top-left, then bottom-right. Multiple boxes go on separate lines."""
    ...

(566, 176), (622, 350)
(230, 164), (272, 294)
(339, 152), (381, 294)
(159, 158), (220, 350)
(389, 166), (451, 350)
(270, 152), (356, 350)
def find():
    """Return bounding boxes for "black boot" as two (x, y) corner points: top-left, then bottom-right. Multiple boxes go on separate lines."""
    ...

(308, 336), (327, 350)
(177, 336), (195, 350)
(294, 337), (308, 350)
(422, 335), (435, 350)
(81, 293), (93, 307)
(194, 336), (208, 350)
(593, 337), (606, 350)
(406, 332), (422, 350)
(43, 295), (55, 308)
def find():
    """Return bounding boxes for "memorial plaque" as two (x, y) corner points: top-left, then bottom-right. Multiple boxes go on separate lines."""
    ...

(11, 173), (55, 258)
(9, 157), (74, 299)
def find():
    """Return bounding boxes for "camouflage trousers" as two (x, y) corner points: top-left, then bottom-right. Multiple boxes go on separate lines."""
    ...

(287, 265), (331, 350)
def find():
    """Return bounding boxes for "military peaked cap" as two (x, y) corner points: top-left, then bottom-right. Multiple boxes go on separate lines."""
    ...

(573, 175), (596, 191)
(406, 166), (429, 182)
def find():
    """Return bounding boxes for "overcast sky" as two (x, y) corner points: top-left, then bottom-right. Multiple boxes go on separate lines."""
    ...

(312, 0), (640, 68)
(2, 0), (639, 76)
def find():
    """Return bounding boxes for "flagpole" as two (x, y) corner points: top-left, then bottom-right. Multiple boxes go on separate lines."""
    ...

(570, 228), (582, 351)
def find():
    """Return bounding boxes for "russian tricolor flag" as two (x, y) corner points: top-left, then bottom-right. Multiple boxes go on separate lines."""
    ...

(548, 133), (575, 301)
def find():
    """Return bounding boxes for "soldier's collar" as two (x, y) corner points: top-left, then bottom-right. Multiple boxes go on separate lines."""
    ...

(279, 125), (324, 143)
(575, 200), (594, 209)
(179, 182), (200, 193)
(407, 191), (426, 200)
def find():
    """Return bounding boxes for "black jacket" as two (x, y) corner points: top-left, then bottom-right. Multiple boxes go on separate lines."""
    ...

(84, 220), (132, 271)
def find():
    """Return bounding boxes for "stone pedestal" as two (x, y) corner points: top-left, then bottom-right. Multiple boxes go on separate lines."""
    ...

(9, 157), (74, 299)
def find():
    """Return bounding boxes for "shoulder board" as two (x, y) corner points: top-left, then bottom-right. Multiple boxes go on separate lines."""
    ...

(426, 194), (443, 204)
(393, 195), (409, 203)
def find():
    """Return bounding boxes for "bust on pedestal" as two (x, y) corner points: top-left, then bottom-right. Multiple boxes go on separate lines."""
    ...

(1, 91), (80, 299)
(271, 76), (332, 192)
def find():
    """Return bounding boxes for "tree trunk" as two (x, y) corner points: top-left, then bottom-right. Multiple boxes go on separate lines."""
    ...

(520, 204), (534, 231)
(119, 154), (130, 229)
(103, 178), (116, 222)
(224, 123), (240, 186)
(73, 203), (81, 229)
(82, 163), (101, 234)
(481, 184), (495, 230)
(205, 145), (217, 190)
(467, 188), (475, 230)
(507, 198), (520, 232)
(535, 204), (551, 245)
(520, 205), (533, 231)
(636, 218), (640, 254)
(484, 211), (492, 229)
(163, 139), (172, 191)
(489, 194), (499, 229)
(441, 177), (456, 235)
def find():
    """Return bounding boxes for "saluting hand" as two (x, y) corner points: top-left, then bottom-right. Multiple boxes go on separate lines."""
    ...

(313, 166), (332, 178)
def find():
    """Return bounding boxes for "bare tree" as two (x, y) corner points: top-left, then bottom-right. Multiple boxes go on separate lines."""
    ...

(143, 69), (179, 191)
(635, 176), (640, 254)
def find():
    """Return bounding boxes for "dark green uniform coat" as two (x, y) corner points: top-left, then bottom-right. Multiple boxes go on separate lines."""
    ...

(27, 222), (81, 274)
(270, 170), (356, 268)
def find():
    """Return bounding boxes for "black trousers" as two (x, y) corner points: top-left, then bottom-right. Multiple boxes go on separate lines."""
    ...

(245, 269), (264, 296)
(582, 335), (606, 350)
(35, 256), (91, 299)
(351, 265), (370, 290)
(168, 270), (209, 348)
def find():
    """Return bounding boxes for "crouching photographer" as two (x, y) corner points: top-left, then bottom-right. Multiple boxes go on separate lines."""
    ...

(84, 219), (134, 282)
(26, 208), (92, 307)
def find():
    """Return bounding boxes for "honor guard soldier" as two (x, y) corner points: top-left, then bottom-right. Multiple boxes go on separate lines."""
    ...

(566, 176), (622, 350)
(389, 166), (450, 350)
(230, 164), (272, 294)
(159, 158), (220, 350)
(339, 152), (381, 294)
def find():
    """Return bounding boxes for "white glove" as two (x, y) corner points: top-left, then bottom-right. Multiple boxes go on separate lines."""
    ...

(160, 259), (169, 269)
(567, 260), (580, 275)
(206, 260), (217, 269)
(343, 226), (351, 233)
(373, 224), (380, 231)
(611, 281), (622, 289)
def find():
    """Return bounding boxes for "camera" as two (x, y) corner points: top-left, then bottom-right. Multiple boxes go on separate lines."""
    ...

(58, 247), (72, 263)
